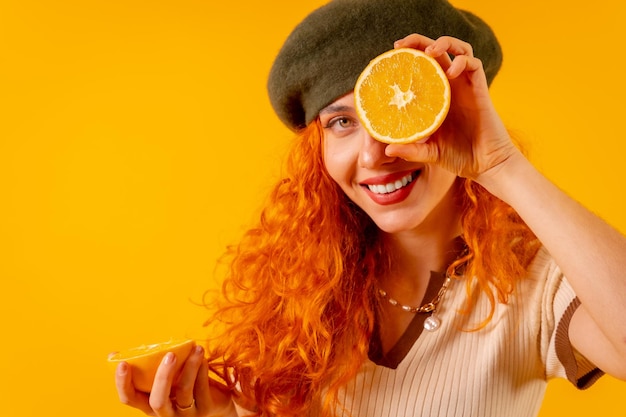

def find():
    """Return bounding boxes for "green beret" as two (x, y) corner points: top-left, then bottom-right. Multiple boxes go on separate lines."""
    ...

(267, 0), (503, 131)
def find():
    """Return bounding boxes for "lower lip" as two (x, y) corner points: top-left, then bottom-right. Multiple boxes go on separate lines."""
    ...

(363, 175), (419, 206)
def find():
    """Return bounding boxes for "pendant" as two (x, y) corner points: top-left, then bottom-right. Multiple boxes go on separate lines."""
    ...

(423, 315), (441, 332)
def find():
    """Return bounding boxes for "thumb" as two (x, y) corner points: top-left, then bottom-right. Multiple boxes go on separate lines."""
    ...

(386, 141), (439, 163)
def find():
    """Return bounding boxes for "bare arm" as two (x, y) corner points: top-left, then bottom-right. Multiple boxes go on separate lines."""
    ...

(477, 150), (626, 379)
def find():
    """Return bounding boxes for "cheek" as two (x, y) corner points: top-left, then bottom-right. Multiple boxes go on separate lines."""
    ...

(435, 170), (458, 190)
(425, 168), (459, 202)
(323, 141), (352, 186)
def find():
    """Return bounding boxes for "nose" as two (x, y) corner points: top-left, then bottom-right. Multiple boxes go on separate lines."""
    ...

(358, 131), (395, 169)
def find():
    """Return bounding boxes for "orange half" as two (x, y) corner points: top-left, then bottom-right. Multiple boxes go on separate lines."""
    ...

(107, 338), (195, 392)
(354, 48), (451, 144)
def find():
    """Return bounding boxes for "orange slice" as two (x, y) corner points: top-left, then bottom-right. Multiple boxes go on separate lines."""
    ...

(354, 48), (451, 144)
(107, 338), (195, 392)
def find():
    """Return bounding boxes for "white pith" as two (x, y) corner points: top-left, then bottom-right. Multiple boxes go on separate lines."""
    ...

(389, 83), (415, 109)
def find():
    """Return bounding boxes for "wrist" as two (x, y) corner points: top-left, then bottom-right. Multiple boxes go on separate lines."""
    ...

(473, 149), (535, 205)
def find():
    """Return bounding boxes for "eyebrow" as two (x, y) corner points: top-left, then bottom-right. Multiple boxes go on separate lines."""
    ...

(318, 104), (354, 115)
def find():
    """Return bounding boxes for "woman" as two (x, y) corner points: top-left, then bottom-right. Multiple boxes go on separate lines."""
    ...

(114, 0), (626, 416)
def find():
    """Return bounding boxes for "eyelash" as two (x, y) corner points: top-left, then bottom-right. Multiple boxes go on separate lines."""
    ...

(324, 116), (357, 130)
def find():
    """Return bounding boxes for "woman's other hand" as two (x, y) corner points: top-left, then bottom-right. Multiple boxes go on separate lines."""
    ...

(114, 344), (233, 416)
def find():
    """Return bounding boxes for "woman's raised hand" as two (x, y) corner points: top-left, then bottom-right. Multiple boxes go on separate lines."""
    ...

(386, 34), (521, 183)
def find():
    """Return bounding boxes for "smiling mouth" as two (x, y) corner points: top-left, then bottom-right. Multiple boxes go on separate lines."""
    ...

(365, 171), (420, 195)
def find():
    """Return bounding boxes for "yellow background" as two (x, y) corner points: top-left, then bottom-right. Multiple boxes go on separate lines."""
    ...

(1, 0), (625, 416)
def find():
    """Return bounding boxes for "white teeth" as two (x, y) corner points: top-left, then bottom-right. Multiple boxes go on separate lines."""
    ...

(367, 173), (414, 194)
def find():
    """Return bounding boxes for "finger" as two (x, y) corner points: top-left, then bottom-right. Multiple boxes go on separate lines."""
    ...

(114, 362), (155, 416)
(425, 36), (474, 58)
(395, 34), (452, 70)
(193, 346), (213, 412)
(148, 352), (177, 415)
(446, 55), (486, 83)
(426, 37), (483, 84)
(394, 33), (435, 50)
(173, 344), (204, 411)
(385, 141), (439, 164)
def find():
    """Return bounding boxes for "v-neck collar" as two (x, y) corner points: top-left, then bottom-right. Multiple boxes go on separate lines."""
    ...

(368, 270), (447, 369)
(368, 236), (468, 369)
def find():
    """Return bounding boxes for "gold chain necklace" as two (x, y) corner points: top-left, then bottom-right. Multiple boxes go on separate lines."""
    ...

(376, 245), (469, 332)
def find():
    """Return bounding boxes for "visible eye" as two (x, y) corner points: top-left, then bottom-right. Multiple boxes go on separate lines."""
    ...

(323, 115), (359, 137)
(331, 117), (353, 128)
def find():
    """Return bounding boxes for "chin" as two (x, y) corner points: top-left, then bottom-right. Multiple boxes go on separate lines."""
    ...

(369, 214), (423, 235)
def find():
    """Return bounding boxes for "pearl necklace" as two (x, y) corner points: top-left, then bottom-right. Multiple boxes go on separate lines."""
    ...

(376, 275), (452, 332)
(376, 246), (468, 332)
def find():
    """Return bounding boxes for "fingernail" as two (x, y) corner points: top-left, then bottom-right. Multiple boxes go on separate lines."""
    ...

(194, 345), (204, 355)
(117, 362), (128, 375)
(163, 352), (175, 365)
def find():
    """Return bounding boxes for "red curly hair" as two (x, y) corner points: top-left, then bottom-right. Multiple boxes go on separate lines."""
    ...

(204, 120), (539, 416)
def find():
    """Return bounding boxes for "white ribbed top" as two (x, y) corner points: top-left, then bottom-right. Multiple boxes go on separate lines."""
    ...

(334, 247), (599, 417)
(232, 247), (601, 417)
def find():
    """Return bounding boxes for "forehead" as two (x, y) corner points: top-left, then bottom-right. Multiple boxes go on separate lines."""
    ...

(319, 92), (355, 116)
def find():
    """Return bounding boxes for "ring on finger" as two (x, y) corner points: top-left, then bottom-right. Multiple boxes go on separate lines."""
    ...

(174, 398), (195, 411)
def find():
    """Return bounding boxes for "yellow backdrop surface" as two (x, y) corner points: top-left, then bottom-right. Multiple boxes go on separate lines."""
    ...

(1, 1), (625, 416)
